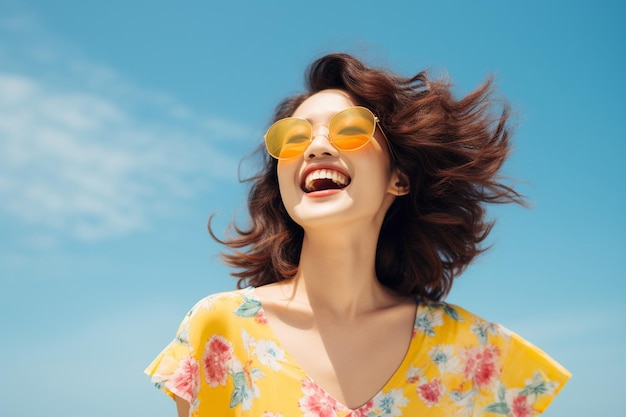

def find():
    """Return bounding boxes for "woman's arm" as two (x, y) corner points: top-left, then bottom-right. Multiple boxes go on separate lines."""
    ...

(174, 395), (190, 417)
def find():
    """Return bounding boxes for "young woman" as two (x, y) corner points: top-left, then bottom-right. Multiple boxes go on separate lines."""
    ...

(146, 53), (570, 417)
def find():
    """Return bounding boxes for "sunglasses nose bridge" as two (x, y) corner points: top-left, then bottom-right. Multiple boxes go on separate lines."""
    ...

(311, 123), (330, 140)
(303, 123), (336, 158)
(308, 124), (334, 147)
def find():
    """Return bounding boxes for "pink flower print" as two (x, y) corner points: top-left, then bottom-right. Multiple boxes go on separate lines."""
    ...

(510, 395), (533, 417)
(298, 378), (339, 417)
(417, 378), (445, 407)
(461, 344), (500, 389)
(202, 335), (234, 387)
(350, 400), (374, 417)
(255, 310), (269, 324)
(169, 355), (200, 403)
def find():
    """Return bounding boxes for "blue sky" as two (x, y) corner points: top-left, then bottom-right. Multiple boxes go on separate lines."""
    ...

(0, 1), (624, 416)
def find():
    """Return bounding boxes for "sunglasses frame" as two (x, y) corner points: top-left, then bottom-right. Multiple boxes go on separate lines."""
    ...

(264, 106), (388, 160)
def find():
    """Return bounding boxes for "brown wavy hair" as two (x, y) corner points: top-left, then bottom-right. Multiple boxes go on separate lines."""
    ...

(209, 53), (524, 301)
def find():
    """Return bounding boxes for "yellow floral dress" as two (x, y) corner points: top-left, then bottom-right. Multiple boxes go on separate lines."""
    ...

(145, 287), (570, 416)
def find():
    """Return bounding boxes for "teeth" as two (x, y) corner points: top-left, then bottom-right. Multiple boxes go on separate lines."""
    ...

(304, 169), (349, 192)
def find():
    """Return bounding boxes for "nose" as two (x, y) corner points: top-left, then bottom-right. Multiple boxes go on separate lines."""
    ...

(304, 124), (337, 160)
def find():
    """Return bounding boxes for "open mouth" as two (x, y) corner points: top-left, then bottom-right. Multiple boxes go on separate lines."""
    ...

(302, 169), (351, 193)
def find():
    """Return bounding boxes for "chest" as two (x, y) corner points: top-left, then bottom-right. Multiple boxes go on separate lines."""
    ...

(263, 306), (416, 410)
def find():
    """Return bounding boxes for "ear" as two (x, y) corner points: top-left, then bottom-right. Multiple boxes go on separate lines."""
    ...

(388, 170), (410, 196)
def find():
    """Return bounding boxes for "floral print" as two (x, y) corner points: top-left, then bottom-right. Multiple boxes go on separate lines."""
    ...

(413, 307), (444, 337)
(145, 288), (570, 416)
(254, 339), (286, 370)
(169, 355), (200, 403)
(228, 358), (263, 410)
(429, 344), (461, 374)
(484, 372), (560, 417)
(461, 344), (500, 389)
(374, 388), (409, 416)
(417, 377), (445, 407)
(406, 367), (445, 407)
(203, 335), (233, 388)
(299, 378), (340, 417)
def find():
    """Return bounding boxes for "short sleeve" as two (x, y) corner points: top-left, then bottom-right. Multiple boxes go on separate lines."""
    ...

(144, 311), (199, 403)
(496, 331), (571, 415)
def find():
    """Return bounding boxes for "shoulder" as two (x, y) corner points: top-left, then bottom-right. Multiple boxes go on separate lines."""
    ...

(413, 299), (512, 346)
(184, 287), (259, 325)
(179, 287), (259, 340)
(408, 300), (571, 413)
(418, 299), (497, 322)
(187, 287), (254, 315)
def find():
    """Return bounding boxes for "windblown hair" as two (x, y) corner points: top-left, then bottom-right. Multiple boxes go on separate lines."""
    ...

(210, 53), (524, 301)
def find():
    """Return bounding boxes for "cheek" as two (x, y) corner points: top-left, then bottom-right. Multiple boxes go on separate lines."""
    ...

(359, 153), (393, 186)
(277, 162), (299, 198)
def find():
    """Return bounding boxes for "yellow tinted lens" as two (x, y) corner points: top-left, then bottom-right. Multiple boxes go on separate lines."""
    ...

(265, 118), (312, 159)
(329, 107), (376, 150)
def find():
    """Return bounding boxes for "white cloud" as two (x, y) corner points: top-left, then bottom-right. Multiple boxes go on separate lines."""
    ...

(0, 72), (246, 242)
(0, 15), (255, 244)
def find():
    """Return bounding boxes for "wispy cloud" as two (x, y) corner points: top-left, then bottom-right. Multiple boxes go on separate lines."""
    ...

(0, 14), (255, 244)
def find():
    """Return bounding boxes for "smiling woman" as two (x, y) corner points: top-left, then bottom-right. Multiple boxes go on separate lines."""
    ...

(145, 53), (571, 416)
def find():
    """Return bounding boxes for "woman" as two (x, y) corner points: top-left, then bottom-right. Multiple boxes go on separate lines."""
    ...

(146, 53), (570, 416)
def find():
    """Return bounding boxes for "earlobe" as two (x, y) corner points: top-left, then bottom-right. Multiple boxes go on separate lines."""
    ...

(389, 171), (410, 196)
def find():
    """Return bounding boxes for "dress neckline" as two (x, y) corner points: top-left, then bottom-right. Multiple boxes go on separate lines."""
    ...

(242, 286), (424, 412)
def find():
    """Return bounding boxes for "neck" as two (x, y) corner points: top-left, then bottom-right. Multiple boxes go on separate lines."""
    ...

(288, 221), (399, 319)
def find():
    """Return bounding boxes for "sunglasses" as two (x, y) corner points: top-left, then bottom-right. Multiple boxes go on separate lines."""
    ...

(264, 106), (386, 160)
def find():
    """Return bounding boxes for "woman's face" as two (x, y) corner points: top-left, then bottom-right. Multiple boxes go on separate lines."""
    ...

(277, 89), (404, 230)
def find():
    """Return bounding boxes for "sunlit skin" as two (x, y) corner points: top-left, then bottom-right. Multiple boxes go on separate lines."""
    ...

(175, 89), (415, 414)
(278, 89), (400, 231)
(255, 90), (415, 409)
(273, 90), (408, 316)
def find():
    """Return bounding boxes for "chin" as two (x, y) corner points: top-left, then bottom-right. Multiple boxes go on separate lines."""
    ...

(290, 202), (354, 227)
